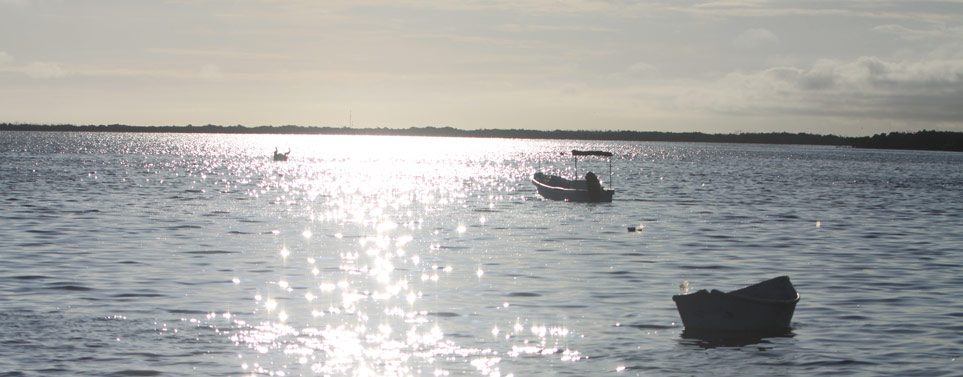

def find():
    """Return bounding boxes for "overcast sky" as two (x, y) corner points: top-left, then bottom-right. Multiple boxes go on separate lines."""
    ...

(2, 0), (962, 136)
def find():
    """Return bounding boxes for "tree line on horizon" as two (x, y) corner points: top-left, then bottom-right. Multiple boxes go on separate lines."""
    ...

(2, 123), (961, 152)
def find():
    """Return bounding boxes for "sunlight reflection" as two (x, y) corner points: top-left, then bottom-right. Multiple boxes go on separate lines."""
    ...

(204, 136), (580, 376)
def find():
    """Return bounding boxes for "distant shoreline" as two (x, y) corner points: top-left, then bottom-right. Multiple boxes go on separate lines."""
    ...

(2, 123), (961, 152)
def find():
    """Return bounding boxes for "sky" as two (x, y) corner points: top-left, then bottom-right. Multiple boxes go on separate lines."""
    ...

(1, 0), (962, 136)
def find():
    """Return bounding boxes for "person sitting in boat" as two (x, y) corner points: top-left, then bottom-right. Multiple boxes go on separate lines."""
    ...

(585, 171), (602, 202)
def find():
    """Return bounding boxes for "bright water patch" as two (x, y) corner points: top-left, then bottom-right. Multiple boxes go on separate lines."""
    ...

(1, 132), (961, 376)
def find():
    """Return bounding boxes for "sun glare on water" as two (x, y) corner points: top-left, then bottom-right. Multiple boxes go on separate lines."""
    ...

(190, 135), (571, 376)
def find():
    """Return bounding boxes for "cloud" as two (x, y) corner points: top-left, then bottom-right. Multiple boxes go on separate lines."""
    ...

(199, 64), (224, 80)
(799, 57), (963, 91)
(0, 51), (13, 65)
(732, 28), (778, 49)
(677, 56), (963, 124)
(496, 23), (616, 33)
(627, 62), (659, 77)
(24, 61), (66, 79)
(872, 24), (943, 41)
(145, 48), (289, 60)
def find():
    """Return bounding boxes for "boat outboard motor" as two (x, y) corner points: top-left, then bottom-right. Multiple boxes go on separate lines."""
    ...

(585, 172), (602, 202)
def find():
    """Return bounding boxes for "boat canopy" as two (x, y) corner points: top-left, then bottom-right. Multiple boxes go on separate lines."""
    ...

(571, 150), (613, 157)
(567, 150), (614, 188)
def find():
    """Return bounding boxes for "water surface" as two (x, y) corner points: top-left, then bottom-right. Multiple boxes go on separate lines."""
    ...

(1, 132), (961, 376)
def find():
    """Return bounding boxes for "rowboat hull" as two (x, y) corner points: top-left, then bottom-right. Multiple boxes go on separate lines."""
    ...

(672, 276), (799, 331)
(532, 173), (614, 202)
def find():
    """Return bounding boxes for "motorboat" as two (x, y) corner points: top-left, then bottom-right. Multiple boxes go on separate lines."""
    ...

(273, 148), (290, 161)
(672, 276), (800, 331)
(532, 150), (615, 202)
(532, 172), (614, 202)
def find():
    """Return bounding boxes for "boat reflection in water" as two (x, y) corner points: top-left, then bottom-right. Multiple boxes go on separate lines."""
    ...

(679, 328), (796, 349)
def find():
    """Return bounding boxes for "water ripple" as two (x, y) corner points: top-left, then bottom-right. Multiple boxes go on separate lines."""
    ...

(1, 133), (961, 376)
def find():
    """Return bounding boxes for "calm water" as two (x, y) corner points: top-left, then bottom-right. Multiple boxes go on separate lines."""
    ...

(1, 131), (961, 376)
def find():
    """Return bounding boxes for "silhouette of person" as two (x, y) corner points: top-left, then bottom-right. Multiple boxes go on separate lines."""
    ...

(585, 171), (601, 202)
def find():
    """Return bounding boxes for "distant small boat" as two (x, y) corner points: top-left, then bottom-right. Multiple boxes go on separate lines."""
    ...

(672, 276), (800, 331)
(532, 150), (615, 202)
(273, 148), (290, 161)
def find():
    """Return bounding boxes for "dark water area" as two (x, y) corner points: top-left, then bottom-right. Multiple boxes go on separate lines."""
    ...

(1, 131), (961, 376)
